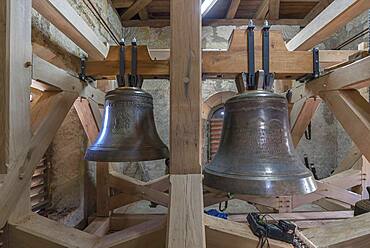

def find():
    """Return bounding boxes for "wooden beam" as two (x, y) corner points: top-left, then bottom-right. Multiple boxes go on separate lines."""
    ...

(0, 91), (78, 228)
(9, 214), (98, 248)
(167, 175), (206, 248)
(269, 0), (281, 20)
(254, 0), (269, 19)
(303, 0), (333, 24)
(121, 0), (152, 21)
(74, 98), (100, 143)
(33, 55), (106, 105)
(302, 212), (370, 247)
(287, 0), (370, 51)
(225, 0), (240, 19)
(84, 217), (110, 237)
(320, 89), (370, 162)
(85, 32), (358, 80)
(0, 0), (32, 174)
(97, 217), (166, 248)
(138, 8), (149, 20)
(112, 0), (135, 8)
(204, 215), (292, 248)
(120, 18), (306, 27)
(290, 98), (321, 146)
(170, 0), (201, 174)
(291, 56), (370, 103)
(32, 0), (109, 60)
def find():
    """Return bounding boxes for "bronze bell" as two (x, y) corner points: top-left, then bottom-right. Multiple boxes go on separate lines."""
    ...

(85, 87), (169, 162)
(204, 90), (317, 196)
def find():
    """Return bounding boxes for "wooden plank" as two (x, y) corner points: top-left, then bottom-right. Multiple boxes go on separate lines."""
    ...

(167, 175), (206, 248)
(112, 0), (135, 8)
(332, 145), (361, 175)
(0, 91), (77, 229)
(303, 0), (333, 24)
(290, 98), (321, 146)
(121, 0), (152, 20)
(85, 34), (359, 80)
(225, 0), (240, 19)
(32, 0), (109, 60)
(74, 99), (100, 143)
(254, 0), (269, 19)
(287, 0), (370, 51)
(110, 214), (164, 231)
(9, 214), (98, 248)
(170, 0), (201, 174)
(84, 217), (110, 237)
(0, 0), (32, 175)
(320, 90), (370, 162)
(204, 215), (292, 248)
(302, 212), (370, 247)
(269, 0), (281, 19)
(121, 18), (306, 27)
(96, 162), (110, 217)
(229, 211), (354, 222)
(97, 217), (166, 248)
(109, 171), (169, 207)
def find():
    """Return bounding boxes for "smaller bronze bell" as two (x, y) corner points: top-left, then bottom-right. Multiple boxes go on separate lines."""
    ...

(85, 87), (169, 162)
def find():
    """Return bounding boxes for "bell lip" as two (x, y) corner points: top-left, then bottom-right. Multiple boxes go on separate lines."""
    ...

(203, 167), (317, 196)
(84, 146), (169, 162)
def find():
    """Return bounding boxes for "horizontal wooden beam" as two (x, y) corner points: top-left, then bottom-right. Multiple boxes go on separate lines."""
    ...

(32, 0), (109, 60)
(85, 30), (359, 80)
(84, 217), (110, 237)
(121, 18), (306, 27)
(287, 0), (370, 51)
(9, 214), (98, 247)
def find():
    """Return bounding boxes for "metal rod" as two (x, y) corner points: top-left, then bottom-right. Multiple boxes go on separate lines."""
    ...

(117, 38), (126, 87)
(247, 20), (255, 90)
(131, 38), (138, 87)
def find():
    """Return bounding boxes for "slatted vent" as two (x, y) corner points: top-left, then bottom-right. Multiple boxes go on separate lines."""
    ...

(31, 156), (51, 213)
(208, 106), (225, 162)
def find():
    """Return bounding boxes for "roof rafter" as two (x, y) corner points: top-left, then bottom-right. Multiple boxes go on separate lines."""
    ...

(226, 0), (241, 19)
(121, 0), (152, 20)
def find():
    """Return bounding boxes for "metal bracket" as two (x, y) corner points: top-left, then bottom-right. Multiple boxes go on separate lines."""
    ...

(79, 57), (95, 83)
(128, 38), (143, 88)
(312, 47), (320, 79)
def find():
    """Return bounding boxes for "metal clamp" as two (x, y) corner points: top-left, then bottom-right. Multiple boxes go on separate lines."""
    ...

(79, 57), (96, 83)
(312, 47), (320, 79)
(128, 38), (143, 88)
(261, 20), (274, 91)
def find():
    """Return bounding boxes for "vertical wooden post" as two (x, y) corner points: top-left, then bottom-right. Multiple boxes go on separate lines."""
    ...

(0, 0), (32, 173)
(0, 0), (32, 222)
(74, 99), (110, 217)
(167, 0), (205, 247)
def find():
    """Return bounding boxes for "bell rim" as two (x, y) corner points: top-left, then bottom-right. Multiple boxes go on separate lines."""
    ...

(85, 146), (169, 162)
(204, 167), (317, 196)
(226, 90), (285, 104)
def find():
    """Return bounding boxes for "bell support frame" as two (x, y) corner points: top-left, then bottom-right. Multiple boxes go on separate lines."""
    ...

(1, 0), (370, 247)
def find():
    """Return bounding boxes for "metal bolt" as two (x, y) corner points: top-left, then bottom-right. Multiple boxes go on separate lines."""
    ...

(24, 61), (32, 68)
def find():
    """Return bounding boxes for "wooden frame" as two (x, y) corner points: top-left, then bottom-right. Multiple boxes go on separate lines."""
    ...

(1, 0), (370, 247)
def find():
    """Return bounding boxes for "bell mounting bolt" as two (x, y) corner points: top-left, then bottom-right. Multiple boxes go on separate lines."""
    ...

(261, 20), (274, 91)
(246, 19), (256, 90)
(117, 38), (126, 87)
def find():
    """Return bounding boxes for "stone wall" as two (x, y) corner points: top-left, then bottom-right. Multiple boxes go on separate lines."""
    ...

(32, 0), (122, 226)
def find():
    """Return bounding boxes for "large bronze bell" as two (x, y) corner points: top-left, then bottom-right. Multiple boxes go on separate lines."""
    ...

(85, 87), (169, 162)
(204, 90), (317, 196)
